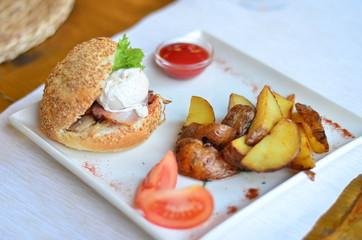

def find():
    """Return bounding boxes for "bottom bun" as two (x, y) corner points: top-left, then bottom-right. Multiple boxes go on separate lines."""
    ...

(52, 94), (165, 152)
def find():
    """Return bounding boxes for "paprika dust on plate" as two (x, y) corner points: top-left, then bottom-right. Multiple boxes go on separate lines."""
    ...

(155, 38), (213, 80)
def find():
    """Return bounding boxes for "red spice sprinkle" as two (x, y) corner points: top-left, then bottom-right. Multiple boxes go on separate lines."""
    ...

(305, 170), (316, 181)
(251, 84), (259, 94)
(322, 116), (355, 139)
(245, 188), (259, 200)
(224, 67), (232, 72)
(82, 162), (101, 177)
(242, 79), (259, 94)
(214, 57), (226, 64)
(109, 181), (122, 191)
(227, 205), (238, 214)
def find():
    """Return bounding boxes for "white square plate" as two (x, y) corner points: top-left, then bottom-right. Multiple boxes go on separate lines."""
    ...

(9, 30), (362, 240)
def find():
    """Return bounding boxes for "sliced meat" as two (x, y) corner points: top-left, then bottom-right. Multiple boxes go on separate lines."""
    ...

(67, 115), (96, 132)
(91, 102), (140, 125)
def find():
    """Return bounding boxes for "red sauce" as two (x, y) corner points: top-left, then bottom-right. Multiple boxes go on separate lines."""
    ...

(160, 43), (209, 64)
(158, 43), (211, 79)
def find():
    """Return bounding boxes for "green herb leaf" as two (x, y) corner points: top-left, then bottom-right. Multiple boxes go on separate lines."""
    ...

(112, 34), (145, 72)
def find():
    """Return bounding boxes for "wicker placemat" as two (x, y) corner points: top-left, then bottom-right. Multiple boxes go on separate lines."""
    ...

(0, 0), (75, 64)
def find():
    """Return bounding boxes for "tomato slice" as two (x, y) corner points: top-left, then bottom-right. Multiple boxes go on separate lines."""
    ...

(134, 151), (178, 208)
(141, 185), (214, 229)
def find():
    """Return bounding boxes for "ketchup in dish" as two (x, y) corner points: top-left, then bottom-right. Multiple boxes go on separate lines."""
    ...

(159, 43), (209, 65)
(155, 39), (213, 80)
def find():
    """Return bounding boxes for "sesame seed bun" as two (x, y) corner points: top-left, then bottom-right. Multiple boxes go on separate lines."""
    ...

(40, 37), (165, 152)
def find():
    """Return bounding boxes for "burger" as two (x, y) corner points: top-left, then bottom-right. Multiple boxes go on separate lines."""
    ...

(40, 36), (168, 152)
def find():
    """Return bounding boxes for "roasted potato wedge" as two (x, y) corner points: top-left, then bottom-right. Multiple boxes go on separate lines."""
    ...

(295, 103), (329, 153)
(273, 92), (295, 118)
(246, 86), (282, 146)
(289, 123), (315, 170)
(241, 118), (301, 172)
(222, 135), (252, 169)
(291, 111), (302, 123)
(303, 175), (362, 240)
(221, 104), (255, 137)
(228, 93), (255, 111)
(184, 96), (215, 126)
(178, 122), (236, 150)
(175, 138), (240, 181)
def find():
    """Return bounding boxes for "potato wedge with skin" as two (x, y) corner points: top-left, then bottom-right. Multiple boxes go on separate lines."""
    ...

(291, 111), (301, 123)
(303, 175), (362, 240)
(292, 123), (314, 160)
(291, 111), (320, 166)
(175, 138), (240, 181)
(222, 135), (252, 169)
(273, 92), (295, 118)
(246, 86), (282, 146)
(184, 96), (215, 126)
(178, 122), (236, 150)
(241, 118), (301, 172)
(287, 94), (295, 102)
(295, 103), (329, 153)
(291, 157), (316, 171)
(289, 123), (315, 170)
(228, 93), (255, 111)
(221, 104), (255, 137)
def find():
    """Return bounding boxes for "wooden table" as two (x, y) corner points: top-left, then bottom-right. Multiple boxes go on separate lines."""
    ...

(0, 0), (173, 112)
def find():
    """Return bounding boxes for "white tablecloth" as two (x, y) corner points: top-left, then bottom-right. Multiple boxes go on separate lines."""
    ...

(1, 0), (362, 239)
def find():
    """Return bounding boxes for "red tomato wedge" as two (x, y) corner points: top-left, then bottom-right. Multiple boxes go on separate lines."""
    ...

(141, 185), (214, 229)
(134, 151), (178, 208)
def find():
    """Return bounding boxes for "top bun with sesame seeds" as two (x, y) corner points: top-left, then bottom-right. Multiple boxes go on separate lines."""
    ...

(40, 37), (167, 152)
